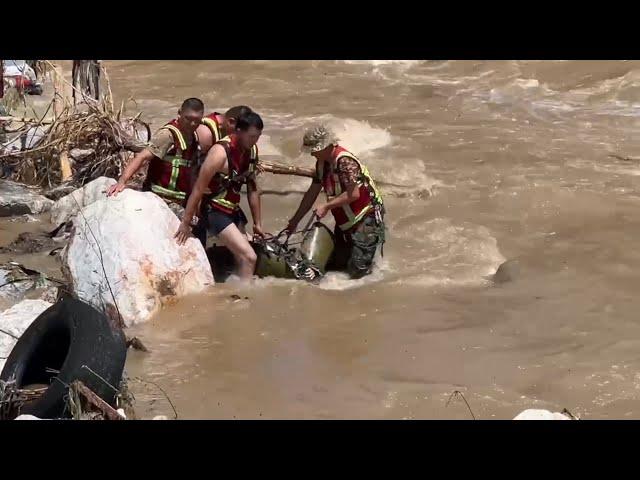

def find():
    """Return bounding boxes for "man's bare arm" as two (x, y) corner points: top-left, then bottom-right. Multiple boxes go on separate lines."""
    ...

(247, 177), (265, 237)
(287, 181), (322, 231)
(106, 148), (155, 196)
(175, 144), (226, 244)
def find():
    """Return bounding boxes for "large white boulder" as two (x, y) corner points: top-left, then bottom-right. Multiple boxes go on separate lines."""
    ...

(513, 409), (573, 420)
(0, 299), (53, 371)
(61, 188), (214, 327)
(0, 179), (53, 217)
(50, 176), (117, 227)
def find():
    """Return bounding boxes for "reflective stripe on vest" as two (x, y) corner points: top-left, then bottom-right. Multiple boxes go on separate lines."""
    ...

(158, 125), (191, 191)
(162, 124), (187, 151)
(150, 183), (186, 200)
(202, 116), (222, 143)
(320, 150), (383, 231)
(148, 124), (194, 200)
(210, 138), (258, 212)
(211, 194), (237, 210)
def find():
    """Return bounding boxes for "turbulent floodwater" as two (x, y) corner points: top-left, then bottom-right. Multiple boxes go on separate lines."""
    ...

(4, 60), (640, 419)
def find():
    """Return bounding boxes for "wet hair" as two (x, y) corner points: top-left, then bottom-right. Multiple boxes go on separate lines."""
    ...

(225, 105), (252, 120)
(236, 111), (264, 131)
(180, 97), (204, 112)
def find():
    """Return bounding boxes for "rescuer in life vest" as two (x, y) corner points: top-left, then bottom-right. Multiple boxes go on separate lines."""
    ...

(106, 97), (204, 206)
(106, 99), (253, 245)
(196, 105), (253, 154)
(175, 111), (266, 282)
(284, 124), (386, 279)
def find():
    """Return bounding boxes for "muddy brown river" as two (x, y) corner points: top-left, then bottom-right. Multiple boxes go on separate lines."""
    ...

(3, 60), (640, 419)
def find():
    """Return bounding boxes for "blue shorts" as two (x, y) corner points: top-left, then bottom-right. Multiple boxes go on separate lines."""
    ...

(206, 207), (248, 236)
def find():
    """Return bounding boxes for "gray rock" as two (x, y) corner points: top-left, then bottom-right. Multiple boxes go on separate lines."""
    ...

(0, 179), (54, 217)
(69, 148), (95, 161)
(492, 259), (521, 284)
(0, 231), (58, 254)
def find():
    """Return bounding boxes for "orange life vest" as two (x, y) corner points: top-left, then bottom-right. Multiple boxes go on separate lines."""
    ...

(318, 145), (383, 232)
(146, 119), (199, 202)
(207, 134), (258, 214)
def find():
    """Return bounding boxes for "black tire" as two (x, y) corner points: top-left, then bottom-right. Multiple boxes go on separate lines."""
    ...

(0, 296), (127, 419)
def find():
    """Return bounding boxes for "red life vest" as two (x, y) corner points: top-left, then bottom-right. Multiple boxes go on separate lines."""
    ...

(146, 119), (199, 202)
(201, 112), (223, 143)
(318, 145), (383, 232)
(208, 134), (258, 214)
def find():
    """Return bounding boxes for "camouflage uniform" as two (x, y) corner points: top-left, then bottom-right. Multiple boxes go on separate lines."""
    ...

(302, 125), (386, 279)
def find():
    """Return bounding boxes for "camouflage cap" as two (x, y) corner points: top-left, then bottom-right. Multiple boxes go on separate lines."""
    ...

(301, 124), (339, 153)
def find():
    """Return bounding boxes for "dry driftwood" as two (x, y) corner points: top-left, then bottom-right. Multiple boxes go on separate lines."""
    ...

(0, 379), (48, 420)
(0, 116), (54, 124)
(0, 99), (149, 187)
(70, 380), (124, 421)
(0, 60), (149, 188)
(259, 161), (315, 178)
(258, 160), (432, 198)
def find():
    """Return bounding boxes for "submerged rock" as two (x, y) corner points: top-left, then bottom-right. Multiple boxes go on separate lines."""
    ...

(0, 231), (59, 255)
(492, 259), (521, 284)
(62, 188), (214, 327)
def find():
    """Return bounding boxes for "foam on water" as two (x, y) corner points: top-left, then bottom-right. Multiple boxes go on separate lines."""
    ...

(257, 112), (441, 199)
(340, 60), (424, 67)
(475, 71), (640, 122)
(305, 115), (393, 155)
(488, 78), (557, 106)
(257, 133), (283, 156)
(339, 60), (426, 83)
(247, 254), (391, 292)
(390, 217), (505, 288)
(568, 158), (640, 178)
(254, 113), (392, 153)
(317, 256), (392, 291)
(370, 156), (444, 198)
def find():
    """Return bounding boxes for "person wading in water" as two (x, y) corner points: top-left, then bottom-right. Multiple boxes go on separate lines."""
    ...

(175, 111), (266, 281)
(285, 124), (385, 279)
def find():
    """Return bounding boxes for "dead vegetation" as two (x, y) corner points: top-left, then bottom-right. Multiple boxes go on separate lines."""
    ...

(1, 61), (149, 189)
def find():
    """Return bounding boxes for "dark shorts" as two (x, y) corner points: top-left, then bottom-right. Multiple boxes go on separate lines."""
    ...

(205, 207), (248, 237)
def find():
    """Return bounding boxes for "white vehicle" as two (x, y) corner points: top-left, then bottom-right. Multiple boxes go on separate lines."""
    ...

(2, 60), (43, 95)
